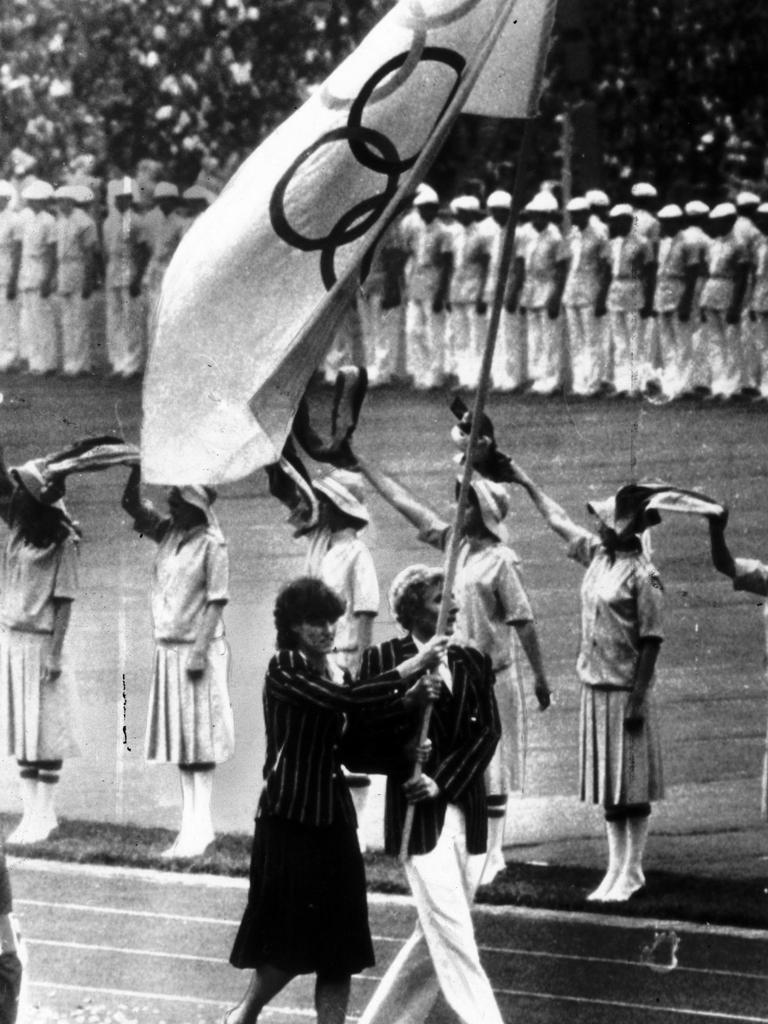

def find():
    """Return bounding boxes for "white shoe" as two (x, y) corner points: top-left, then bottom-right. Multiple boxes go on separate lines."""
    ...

(603, 869), (645, 902)
(586, 871), (620, 902)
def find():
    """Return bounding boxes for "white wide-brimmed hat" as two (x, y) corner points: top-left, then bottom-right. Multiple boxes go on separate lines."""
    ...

(313, 469), (369, 524)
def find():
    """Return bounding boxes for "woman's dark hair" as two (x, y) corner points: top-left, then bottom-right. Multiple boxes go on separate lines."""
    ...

(10, 490), (74, 548)
(274, 576), (346, 650)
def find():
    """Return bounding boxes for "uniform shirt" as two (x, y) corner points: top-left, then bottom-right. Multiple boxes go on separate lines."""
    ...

(260, 648), (409, 827)
(607, 232), (654, 312)
(450, 222), (490, 304)
(417, 520), (533, 671)
(734, 216), (761, 266)
(0, 209), (19, 287)
(454, 542), (533, 671)
(14, 208), (55, 291)
(751, 236), (768, 313)
(1, 530), (78, 634)
(568, 529), (664, 688)
(140, 208), (184, 292)
(362, 220), (403, 296)
(132, 503), (229, 643)
(55, 209), (98, 295)
(103, 210), (145, 289)
(519, 223), (567, 309)
(304, 525), (379, 657)
(401, 216), (453, 302)
(655, 231), (695, 312)
(563, 220), (610, 307)
(633, 209), (660, 249)
(699, 230), (749, 311)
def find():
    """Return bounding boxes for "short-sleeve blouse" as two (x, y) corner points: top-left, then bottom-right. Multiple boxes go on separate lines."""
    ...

(568, 529), (664, 688)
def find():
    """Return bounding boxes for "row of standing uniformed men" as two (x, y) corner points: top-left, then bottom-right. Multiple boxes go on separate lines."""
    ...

(330, 182), (768, 402)
(0, 176), (212, 378)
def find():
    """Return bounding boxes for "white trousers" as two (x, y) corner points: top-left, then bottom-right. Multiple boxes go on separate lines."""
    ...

(657, 312), (695, 398)
(704, 309), (743, 397)
(358, 806), (503, 1024)
(565, 305), (602, 395)
(741, 310), (760, 391)
(106, 287), (145, 377)
(405, 299), (449, 389)
(358, 291), (402, 386)
(0, 293), (20, 371)
(491, 310), (526, 391)
(751, 312), (768, 396)
(20, 291), (58, 373)
(452, 302), (486, 388)
(57, 293), (91, 375)
(526, 308), (563, 393)
(608, 310), (644, 394)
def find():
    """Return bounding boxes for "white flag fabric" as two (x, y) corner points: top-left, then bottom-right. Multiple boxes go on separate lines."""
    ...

(141, 0), (556, 486)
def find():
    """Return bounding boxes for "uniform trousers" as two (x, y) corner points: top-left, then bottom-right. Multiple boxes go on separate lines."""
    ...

(703, 310), (743, 397)
(0, 293), (20, 371)
(526, 308), (563, 393)
(404, 299), (448, 389)
(491, 310), (526, 391)
(608, 310), (645, 394)
(106, 286), (145, 377)
(741, 310), (760, 392)
(358, 291), (402, 386)
(358, 806), (503, 1024)
(565, 305), (602, 395)
(20, 292), (57, 374)
(57, 293), (91, 375)
(656, 312), (693, 398)
(752, 313), (768, 397)
(453, 302), (485, 388)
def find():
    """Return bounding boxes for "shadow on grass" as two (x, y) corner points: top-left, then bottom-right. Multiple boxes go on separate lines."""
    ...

(3, 814), (766, 931)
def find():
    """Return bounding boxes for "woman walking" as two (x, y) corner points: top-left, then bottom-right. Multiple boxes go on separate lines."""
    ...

(122, 466), (235, 859)
(226, 575), (440, 1024)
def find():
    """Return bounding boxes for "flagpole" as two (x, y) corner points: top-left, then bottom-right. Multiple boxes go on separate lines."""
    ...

(399, 119), (538, 860)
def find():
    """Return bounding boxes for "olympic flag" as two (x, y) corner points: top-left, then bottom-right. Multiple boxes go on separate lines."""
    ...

(141, 0), (556, 485)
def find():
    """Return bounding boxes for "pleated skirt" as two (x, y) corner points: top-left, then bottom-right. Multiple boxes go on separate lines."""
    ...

(486, 661), (527, 795)
(0, 627), (80, 760)
(230, 809), (375, 977)
(579, 684), (664, 807)
(145, 637), (235, 765)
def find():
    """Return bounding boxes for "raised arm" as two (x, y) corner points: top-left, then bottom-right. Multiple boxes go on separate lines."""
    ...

(501, 458), (584, 544)
(121, 465), (166, 539)
(355, 451), (447, 540)
(707, 511), (735, 579)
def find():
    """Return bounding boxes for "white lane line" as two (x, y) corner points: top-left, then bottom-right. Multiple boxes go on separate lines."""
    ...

(495, 986), (768, 1023)
(16, 898), (239, 927)
(19, 909), (768, 984)
(27, 982), (356, 1020)
(479, 943), (768, 982)
(12, 859), (768, 942)
(28, 938), (226, 965)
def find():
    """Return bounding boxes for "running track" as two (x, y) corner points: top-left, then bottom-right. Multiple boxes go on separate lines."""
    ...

(12, 860), (768, 1024)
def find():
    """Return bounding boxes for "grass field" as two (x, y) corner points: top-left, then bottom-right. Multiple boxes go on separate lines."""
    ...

(0, 374), (765, 859)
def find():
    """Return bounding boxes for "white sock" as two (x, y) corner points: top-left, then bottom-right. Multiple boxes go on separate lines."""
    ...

(587, 819), (627, 901)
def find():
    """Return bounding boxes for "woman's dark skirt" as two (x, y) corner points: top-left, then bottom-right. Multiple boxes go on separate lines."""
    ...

(230, 810), (375, 977)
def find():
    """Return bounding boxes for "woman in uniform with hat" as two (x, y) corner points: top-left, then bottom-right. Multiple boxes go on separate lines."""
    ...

(504, 458), (665, 901)
(0, 453), (80, 844)
(353, 452), (551, 884)
(122, 465), (235, 858)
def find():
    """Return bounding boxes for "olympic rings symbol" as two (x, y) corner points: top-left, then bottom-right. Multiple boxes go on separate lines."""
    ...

(269, 47), (465, 290)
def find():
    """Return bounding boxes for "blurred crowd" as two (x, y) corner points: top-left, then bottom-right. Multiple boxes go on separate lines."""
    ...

(0, 0), (766, 197)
